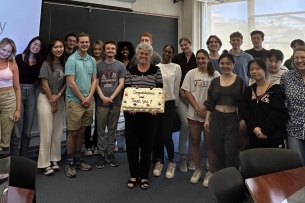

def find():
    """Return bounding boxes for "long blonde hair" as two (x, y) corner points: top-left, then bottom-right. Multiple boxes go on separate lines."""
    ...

(0, 38), (17, 61)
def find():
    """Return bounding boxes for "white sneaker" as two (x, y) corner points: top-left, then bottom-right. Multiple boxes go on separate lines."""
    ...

(84, 148), (93, 156)
(114, 145), (119, 152)
(153, 162), (163, 177)
(188, 159), (196, 171)
(51, 161), (60, 170)
(179, 156), (187, 172)
(206, 161), (209, 170)
(190, 168), (202, 184)
(202, 171), (213, 187)
(165, 162), (176, 179)
(93, 147), (99, 155)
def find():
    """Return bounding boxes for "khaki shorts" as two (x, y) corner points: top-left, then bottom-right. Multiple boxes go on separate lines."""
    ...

(66, 100), (94, 130)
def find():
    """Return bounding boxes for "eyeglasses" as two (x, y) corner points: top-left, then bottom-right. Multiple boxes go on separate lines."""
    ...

(293, 56), (305, 61)
(67, 39), (76, 43)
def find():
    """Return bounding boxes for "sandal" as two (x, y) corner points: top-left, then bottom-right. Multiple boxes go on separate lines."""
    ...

(127, 178), (137, 189)
(140, 180), (149, 190)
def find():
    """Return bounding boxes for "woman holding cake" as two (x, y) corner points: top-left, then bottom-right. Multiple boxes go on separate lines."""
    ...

(124, 43), (163, 190)
(182, 49), (220, 187)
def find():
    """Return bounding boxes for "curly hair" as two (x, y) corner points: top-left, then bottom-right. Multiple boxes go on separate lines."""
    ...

(115, 41), (135, 62)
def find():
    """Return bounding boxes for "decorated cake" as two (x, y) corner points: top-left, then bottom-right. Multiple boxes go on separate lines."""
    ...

(121, 87), (165, 113)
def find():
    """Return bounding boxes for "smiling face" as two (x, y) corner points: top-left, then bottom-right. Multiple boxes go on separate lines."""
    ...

(180, 40), (192, 54)
(207, 37), (220, 52)
(196, 52), (209, 69)
(30, 40), (42, 54)
(0, 44), (13, 60)
(137, 48), (150, 65)
(249, 62), (265, 81)
(121, 46), (129, 58)
(230, 37), (243, 50)
(162, 46), (174, 63)
(77, 36), (90, 53)
(219, 57), (235, 75)
(65, 36), (76, 50)
(266, 55), (281, 74)
(92, 44), (103, 58)
(51, 40), (64, 59)
(293, 50), (305, 71)
(104, 43), (116, 58)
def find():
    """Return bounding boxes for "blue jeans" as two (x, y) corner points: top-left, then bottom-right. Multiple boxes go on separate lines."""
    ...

(10, 85), (37, 156)
(287, 136), (305, 166)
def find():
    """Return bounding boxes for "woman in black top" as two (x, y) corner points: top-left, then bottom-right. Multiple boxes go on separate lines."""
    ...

(10, 36), (46, 157)
(124, 43), (163, 190)
(241, 59), (288, 149)
(171, 37), (197, 172)
(115, 41), (135, 70)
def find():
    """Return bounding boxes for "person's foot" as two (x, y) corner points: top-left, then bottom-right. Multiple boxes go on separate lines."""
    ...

(153, 162), (163, 177)
(106, 153), (119, 167)
(165, 162), (176, 179)
(140, 179), (149, 190)
(43, 166), (54, 176)
(202, 171), (213, 187)
(93, 147), (99, 155)
(179, 155), (187, 172)
(65, 162), (76, 178)
(190, 168), (202, 184)
(84, 148), (93, 156)
(75, 160), (92, 171)
(127, 178), (137, 189)
(51, 161), (60, 170)
(95, 154), (106, 169)
(188, 159), (196, 171)
(114, 145), (119, 152)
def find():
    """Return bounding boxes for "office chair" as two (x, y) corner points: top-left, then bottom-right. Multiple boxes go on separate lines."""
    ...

(240, 148), (303, 179)
(9, 156), (37, 203)
(209, 167), (245, 203)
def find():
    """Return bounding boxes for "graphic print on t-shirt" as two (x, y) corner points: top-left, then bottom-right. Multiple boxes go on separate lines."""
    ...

(193, 79), (210, 87)
(99, 69), (118, 88)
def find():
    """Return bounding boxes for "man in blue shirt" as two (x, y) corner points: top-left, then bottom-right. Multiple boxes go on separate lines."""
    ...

(65, 32), (97, 178)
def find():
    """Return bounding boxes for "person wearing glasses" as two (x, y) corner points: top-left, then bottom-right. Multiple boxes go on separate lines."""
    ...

(63, 33), (77, 62)
(280, 46), (305, 165)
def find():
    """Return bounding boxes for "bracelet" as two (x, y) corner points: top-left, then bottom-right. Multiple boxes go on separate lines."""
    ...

(58, 92), (62, 97)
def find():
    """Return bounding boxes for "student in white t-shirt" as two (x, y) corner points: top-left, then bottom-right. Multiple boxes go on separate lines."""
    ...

(181, 49), (220, 187)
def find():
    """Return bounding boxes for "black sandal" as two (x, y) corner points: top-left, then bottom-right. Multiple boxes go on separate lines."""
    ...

(140, 180), (149, 190)
(127, 179), (137, 189)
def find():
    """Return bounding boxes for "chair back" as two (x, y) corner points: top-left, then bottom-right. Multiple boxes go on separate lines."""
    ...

(209, 167), (244, 203)
(240, 148), (303, 179)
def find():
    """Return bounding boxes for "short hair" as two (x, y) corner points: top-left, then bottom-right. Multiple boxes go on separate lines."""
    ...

(135, 43), (153, 57)
(65, 33), (77, 41)
(76, 32), (90, 43)
(206, 35), (222, 47)
(290, 39), (305, 48)
(179, 37), (192, 45)
(140, 32), (152, 41)
(162, 44), (175, 55)
(266, 49), (284, 62)
(0, 37), (17, 61)
(196, 49), (215, 77)
(91, 40), (104, 55)
(218, 50), (235, 64)
(250, 30), (265, 40)
(115, 41), (135, 62)
(103, 40), (117, 51)
(230, 31), (243, 40)
(247, 59), (267, 77)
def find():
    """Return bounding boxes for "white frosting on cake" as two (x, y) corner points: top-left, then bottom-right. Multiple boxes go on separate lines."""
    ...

(121, 87), (165, 113)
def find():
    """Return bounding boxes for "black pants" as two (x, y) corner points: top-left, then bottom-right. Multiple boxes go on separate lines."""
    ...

(153, 101), (176, 162)
(210, 110), (239, 171)
(124, 112), (159, 179)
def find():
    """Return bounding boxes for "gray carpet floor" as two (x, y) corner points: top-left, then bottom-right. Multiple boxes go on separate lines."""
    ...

(35, 150), (215, 203)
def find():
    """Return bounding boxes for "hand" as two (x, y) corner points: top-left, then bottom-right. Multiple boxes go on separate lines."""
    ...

(129, 111), (136, 115)
(50, 94), (60, 105)
(257, 132), (267, 139)
(51, 104), (58, 114)
(253, 127), (261, 136)
(149, 111), (157, 116)
(195, 106), (206, 118)
(102, 97), (113, 106)
(204, 121), (210, 131)
(13, 110), (20, 121)
(82, 97), (91, 108)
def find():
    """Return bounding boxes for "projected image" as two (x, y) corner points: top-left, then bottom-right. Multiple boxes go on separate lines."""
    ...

(0, 0), (42, 54)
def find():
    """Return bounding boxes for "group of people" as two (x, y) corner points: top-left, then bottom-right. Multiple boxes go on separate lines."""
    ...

(0, 29), (304, 190)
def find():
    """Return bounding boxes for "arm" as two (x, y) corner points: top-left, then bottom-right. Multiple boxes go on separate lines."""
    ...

(174, 65), (182, 106)
(110, 78), (125, 101)
(204, 111), (212, 131)
(66, 75), (86, 102)
(240, 86), (257, 133)
(83, 74), (97, 104)
(96, 82), (112, 106)
(12, 62), (21, 121)
(203, 79), (216, 112)
(155, 67), (163, 88)
(184, 90), (206, 117)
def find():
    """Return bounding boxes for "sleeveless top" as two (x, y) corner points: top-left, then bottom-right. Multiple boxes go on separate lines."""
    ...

(0, 62), (13, 88)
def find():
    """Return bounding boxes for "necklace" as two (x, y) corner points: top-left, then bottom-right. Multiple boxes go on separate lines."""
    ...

(222, 75), (233, 84)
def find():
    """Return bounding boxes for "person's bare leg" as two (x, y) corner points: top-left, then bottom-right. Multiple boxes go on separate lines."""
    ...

(76, 126), (86, 151)
(189, 124), (202, 169)
(67, 130), (78, 154)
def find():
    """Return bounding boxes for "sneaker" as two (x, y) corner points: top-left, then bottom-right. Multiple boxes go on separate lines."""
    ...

(51, 161), (60, 170)
(75, 160), (92, 171)
(43, 166), (54, 176)
(95, 155), (106, 169)
(123, 143), (127, 152)
(106, 153), (119, 167)
(190, 168), (202, 184)
(114, 145), (119, 152)
(206, 161), (209, 170)
(93, 147), (99, 155)
(84, 148), (93, 156)
(153, 162), (163, 177)
(65, 163), (76, 178)
(188, 159), (196, 171)
(179, 156), (187, 172)
(165, 162), (176, 179)
(202, 171), (213, 187)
